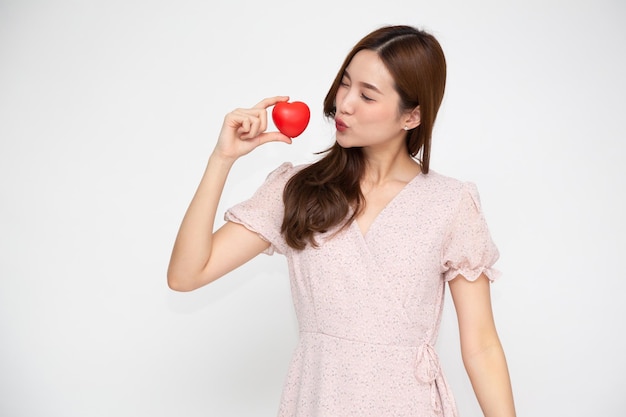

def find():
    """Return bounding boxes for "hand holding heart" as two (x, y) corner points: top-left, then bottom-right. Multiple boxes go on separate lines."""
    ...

(214, 96), (309, 161)
(213, 96), (291, 161)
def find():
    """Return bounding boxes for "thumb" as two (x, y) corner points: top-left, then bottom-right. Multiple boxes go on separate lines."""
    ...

(258, 131), (293, 145)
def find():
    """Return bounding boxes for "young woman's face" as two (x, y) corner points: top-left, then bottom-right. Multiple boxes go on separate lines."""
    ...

(334, 50), (409, 151)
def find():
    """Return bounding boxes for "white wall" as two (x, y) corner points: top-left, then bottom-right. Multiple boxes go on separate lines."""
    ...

(1, 0), (624, 416)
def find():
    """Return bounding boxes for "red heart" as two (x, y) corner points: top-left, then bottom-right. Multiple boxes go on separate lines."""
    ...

(272, 101), (310, 138)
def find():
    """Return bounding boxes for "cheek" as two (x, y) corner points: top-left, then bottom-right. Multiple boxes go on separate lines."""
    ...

(365, 107), (400, 127)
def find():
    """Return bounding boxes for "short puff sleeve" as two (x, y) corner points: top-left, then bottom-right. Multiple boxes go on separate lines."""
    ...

(441, 182), (501, 282)
(224, 162), (295, 256)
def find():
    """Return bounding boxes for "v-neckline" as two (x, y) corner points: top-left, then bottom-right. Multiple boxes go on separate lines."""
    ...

(354, 172), (422, 239)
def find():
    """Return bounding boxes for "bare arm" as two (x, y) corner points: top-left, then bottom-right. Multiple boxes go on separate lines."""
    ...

(449, 274), (516, 417)
(167, 96), (291, 292)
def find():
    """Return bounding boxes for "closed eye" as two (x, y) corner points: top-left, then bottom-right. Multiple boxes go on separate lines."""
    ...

(340, 73), (375, 102)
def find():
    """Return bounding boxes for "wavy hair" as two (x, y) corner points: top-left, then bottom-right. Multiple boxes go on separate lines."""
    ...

(281, 25), (447, 250)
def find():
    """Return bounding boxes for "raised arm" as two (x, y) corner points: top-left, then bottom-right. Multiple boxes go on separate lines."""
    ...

(448, 274), (516, 417)
(167, 96), (291, 292)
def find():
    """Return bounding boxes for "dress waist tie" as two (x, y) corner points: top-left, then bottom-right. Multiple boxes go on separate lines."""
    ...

(414, 344), (458, 417)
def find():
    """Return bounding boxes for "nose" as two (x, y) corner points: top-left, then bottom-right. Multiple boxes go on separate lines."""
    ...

(337, 88), (356, 115)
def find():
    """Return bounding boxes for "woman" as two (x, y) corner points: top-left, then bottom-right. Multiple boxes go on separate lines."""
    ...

(168, 25), (516, 417)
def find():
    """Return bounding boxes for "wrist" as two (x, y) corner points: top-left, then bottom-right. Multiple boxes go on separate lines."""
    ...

(208, 149), (237, 168)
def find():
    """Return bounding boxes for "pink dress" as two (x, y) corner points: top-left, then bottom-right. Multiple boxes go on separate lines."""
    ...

(225, 162), (500, 417)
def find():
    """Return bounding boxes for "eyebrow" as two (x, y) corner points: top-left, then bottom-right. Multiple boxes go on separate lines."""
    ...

(343, 71), (383, 94)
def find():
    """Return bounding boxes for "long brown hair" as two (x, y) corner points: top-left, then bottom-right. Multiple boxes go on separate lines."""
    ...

(281, 25), (447, 250)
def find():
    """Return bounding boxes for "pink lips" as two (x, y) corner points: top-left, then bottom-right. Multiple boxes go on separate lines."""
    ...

(335, 119), (348, 132)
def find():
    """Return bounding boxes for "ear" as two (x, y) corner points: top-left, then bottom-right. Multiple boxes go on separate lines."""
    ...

(403, 106), (421, 130)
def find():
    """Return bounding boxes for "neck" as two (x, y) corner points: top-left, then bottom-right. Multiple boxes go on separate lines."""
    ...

(362, 143), (420, 186)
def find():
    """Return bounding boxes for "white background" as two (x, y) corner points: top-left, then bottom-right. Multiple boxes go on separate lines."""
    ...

(1, 0), (625, 416)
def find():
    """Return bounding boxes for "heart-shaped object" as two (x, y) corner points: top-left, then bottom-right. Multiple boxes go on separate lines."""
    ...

(272, 101), (310, 138)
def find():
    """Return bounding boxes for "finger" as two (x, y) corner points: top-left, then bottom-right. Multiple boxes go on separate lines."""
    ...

(238, 117), (251, 135)
(243, 116), (263, 139)
(235, 108), (268, 138)
(225, 109), (250, 131)
(256, 131), (292, 146)
(253, 95), (290, 110)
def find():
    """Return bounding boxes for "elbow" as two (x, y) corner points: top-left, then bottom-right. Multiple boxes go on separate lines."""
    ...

(168, 279), (188, 292)
(167, 275), (189, 292)
(167, 269), (203, 292)
(167, 259), (221, 291)
(460, 337), (506, 374)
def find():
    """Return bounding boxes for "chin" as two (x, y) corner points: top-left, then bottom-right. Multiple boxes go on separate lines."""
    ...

(335, 134), (359, 149)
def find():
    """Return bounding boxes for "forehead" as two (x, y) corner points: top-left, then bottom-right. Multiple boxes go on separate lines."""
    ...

(344, 49), (396, 92)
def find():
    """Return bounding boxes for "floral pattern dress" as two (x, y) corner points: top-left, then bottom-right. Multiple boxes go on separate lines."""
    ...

(225, 162), (500, 417)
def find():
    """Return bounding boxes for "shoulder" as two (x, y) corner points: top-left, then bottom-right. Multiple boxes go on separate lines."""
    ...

(424, 169), (492, 218)
(416, 169), (487, 213)
(256, 162), (310, 194)
(420, 169), (474, 195)
(266, 161), (309, 181)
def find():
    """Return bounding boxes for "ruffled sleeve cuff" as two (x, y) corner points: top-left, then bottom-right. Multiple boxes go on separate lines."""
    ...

(224, 162), (297, 256)
(443, 264), (502, 283)
(441, 182), (501, 283)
